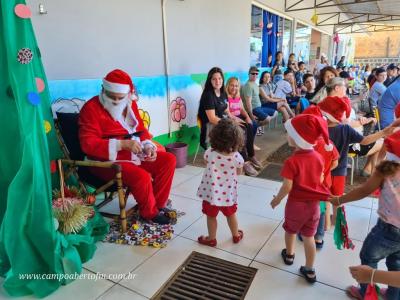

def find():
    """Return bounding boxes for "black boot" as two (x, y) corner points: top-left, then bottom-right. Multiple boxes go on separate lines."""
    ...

(151, 213), (171, 224)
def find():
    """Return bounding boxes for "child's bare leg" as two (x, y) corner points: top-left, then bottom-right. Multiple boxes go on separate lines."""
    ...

(206, 216), (217, 240)
(325, 202), (331, 230)
(302, 236), (316, 270)
(227, 214), (239, 237)
(285, 232), (296, 255)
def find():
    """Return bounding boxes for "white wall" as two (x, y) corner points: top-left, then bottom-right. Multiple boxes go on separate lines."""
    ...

(27, 0), (165, 80)
(165, 0), (251, 74)
(27, 0), (251, 80)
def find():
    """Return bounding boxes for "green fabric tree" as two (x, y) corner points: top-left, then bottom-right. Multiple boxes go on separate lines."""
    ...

(0, 1), (63, 297)
(0, 2), (109, 297)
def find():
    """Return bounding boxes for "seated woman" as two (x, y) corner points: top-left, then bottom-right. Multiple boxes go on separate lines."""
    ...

(197, 67), (260, 176)
(259, 71), (295, 122)
(287, 53), (299, 72)
(311, 66), (339, 104)
(368, 67), (387, 108)
(226, 77), (262, 172)
(271, 51), (285, 77)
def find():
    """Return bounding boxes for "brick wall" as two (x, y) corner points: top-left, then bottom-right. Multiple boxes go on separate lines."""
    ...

(354, 31), (400, 66)
(354, 31), (400, 58)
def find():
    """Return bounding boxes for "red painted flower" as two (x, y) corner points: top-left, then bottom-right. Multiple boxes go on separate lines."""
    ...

(170, 97), (187, 122)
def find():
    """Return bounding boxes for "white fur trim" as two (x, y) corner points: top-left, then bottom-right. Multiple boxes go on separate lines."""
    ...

(284, 119), (314, 150)
(321, 110), (346, 124)
(130, 153), (141, 165)
(387, 152), (400, 162)
(102, 79), (130, 94)
(109, 139), (119, 161)
(321, 110), (340, 123)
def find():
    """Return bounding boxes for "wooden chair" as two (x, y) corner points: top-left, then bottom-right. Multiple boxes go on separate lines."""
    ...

(55, 112), (134, 232)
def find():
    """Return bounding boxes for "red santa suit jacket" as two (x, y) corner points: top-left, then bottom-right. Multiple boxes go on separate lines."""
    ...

(79, 96), (153, 162)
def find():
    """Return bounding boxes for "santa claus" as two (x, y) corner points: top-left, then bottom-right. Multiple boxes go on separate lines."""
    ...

(79, 69), (176, 224)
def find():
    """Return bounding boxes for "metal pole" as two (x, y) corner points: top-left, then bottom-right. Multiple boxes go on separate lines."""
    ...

(161, 0), (172, 137)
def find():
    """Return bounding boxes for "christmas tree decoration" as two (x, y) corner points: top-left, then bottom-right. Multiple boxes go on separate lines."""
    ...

(35, 77), (45, 92)
(334, 206), (355, 250)
(14, 4), (31, 19)
(27, 91), (40, 105)
(17, 47), (33, 64)
(44, 120), (51, 133)
(0, 1), (108, 297)
(52, 197), (93, 234)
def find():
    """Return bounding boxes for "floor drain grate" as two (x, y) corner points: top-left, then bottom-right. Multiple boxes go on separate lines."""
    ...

(151, 251), (257, 300)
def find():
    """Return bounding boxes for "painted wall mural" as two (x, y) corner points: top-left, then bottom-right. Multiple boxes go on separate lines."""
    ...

(46, 70), (262, 154)
(170, 97), (187, 123)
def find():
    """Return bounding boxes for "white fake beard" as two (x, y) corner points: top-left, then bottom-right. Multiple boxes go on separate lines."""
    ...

(101, 93), (129, 120)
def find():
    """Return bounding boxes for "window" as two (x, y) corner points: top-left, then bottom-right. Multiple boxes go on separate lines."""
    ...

(275, 17), (292, 64)
(250, 5), (294, 67)
(250, 5), (263, 67)
(293, 22), (311, 64)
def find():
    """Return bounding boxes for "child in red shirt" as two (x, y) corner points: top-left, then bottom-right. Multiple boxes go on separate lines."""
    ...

(270, 114), (331, 284)
(313, 136), (339, 246)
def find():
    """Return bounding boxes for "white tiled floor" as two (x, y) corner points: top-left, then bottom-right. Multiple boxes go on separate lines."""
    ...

(0, 165), (383, 299)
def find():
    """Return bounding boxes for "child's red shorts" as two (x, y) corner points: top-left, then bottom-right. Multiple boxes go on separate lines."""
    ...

(202, 201), (237, 217)
(330, 175), (346, 196)
(283, 200), (320, 237)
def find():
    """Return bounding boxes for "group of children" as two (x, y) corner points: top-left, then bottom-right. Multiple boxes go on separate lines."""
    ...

(195, 95), (400, 297)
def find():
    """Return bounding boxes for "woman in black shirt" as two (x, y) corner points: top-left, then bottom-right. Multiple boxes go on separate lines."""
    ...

(198, 67), (261, 176)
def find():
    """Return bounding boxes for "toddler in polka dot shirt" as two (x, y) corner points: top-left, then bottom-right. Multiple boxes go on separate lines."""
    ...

(197, 118), (245, 247)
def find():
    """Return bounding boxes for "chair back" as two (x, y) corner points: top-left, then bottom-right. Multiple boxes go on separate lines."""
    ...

(373, 107), (381, 131)
(56, 112), (86, 161)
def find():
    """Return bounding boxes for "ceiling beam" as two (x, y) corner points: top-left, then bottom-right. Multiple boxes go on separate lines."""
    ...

(336, 23), (400, 33)
(284, 0), (382, 12)
(316, 11), (400, 26)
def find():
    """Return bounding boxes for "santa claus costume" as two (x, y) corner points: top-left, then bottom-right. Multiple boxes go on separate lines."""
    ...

(79, 69), (176, 223)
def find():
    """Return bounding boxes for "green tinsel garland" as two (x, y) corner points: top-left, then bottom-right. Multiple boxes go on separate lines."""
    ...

(334, 206), (355, 250)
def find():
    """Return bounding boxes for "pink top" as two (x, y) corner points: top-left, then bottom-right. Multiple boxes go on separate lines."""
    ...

(378, 170), (400, 228)
(228, 97), (242, 117)
(197, 148), (244, 206)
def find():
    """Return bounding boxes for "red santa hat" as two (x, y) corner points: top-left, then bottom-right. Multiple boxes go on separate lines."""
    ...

(284, 114), (333, 151)
(395, 103), (400, 119)
(384, 131), (400, 162)
(318, 96), (351, 123)
(102, 69), (137, 100)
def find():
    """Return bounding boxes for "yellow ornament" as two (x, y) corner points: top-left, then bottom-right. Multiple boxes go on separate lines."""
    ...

(44, 120), (51, 134)
(311, 11), (318, 25)
(138, 109), (151, 130)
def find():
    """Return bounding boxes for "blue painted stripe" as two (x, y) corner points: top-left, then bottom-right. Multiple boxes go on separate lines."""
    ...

(48, 71), (252, 102)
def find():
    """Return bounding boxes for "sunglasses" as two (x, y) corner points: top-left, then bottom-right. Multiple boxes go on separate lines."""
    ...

(250, 73), (259, 75)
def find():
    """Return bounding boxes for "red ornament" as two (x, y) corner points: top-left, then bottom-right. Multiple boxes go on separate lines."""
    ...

(50, 160), (57, 173)
(86, 194), (96, 205)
